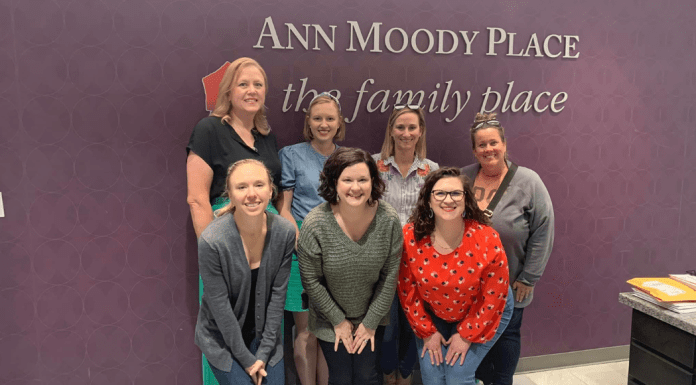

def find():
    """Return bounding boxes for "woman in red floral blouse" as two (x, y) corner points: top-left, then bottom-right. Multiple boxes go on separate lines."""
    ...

(398, 167), (514, 385)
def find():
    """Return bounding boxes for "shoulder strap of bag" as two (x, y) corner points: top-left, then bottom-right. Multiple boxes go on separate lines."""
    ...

(483, 162), (518, 218)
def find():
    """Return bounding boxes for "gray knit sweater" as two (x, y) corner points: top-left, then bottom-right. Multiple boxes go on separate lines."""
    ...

(297, 201), (403, 343)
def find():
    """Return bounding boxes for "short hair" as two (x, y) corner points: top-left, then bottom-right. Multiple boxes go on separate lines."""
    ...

(303, 94), (346, 142)
(408, 167), (490, 241)
(217, 159), (277, 216)
(211, 57), (270, 135)
(379, 107), (427, 160)
(318, 147), (385, 205)
(470, 112), (507, 158)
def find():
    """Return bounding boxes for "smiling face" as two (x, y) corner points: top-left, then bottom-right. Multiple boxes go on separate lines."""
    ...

(391, 111), (422, 155)
(308, 101), (340, 145)
(230, 65), (266, 116)
(336, 162), (372, 208)
(228, 163), (272, 217)
(430, 176), (466, 222)
(473, 127), (507, 172)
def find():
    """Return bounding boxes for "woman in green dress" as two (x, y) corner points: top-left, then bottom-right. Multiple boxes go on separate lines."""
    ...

(276, 92), (345, 385)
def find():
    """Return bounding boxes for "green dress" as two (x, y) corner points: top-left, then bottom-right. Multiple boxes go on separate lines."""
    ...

(201, 199), (279, 385)
(284, 220), (304, 312)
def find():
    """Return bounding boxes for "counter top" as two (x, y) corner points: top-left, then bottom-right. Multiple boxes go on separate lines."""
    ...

(619, 292), (696, 335)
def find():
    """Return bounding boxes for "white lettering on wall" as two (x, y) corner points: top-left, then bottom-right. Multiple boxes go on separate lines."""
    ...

(346, 21), (383, 52)
(256, 18), (578, 120)
(253, 16), (285, 49)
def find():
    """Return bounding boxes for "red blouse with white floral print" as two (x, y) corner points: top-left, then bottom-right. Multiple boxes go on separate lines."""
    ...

(398, 220), (510, 343)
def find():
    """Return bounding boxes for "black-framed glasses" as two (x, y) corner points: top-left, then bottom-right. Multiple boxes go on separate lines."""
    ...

(473, 120), (500, 130)
(394, 104), (421, 111)
(310, 92), (341, 111)
(432, 190), (465, 202)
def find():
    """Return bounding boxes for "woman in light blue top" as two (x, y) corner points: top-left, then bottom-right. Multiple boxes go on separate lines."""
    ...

(373, 105), (438, 385)
(277, 92), (344, 385)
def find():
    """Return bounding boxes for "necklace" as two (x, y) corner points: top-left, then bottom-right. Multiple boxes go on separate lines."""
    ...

(478, 166), (506, 179)
(311, 141), (336, 157)
(432, 226), (465, 253)
(476, 167), (506, 192)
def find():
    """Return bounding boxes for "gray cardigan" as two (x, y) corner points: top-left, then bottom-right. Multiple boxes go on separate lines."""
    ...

(297, 201), (403, 342)
(195, 212), (295, 371)
(462, 160), (554, 308)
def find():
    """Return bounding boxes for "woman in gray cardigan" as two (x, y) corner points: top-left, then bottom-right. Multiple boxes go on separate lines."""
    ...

(195, 159), (296, 385)
(297, 147), (403, 385)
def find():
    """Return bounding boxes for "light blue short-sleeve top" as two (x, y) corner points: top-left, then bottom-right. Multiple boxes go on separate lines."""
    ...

(279, 142), (337, 221)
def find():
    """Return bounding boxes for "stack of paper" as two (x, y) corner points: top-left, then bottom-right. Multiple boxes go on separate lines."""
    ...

(631, 289), (696, 314)
(627, 277), (696, 302)
(627, 277), (696, 314)
(669, 274), (696, 291)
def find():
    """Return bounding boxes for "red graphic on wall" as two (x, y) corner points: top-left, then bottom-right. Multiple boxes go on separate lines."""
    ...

(202, 61), (231, 112)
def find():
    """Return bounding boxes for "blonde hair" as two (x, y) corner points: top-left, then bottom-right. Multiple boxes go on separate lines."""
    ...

(379, 107), (427, 160)
(217, 159), (277, 216)
(303, 95), (346, 142)
(211, 58), (270, 135)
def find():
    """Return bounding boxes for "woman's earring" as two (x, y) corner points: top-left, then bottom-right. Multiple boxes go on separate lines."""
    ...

(428, 208), (433, 218)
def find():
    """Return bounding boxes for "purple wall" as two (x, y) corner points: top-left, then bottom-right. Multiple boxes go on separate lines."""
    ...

(1, 0), (695, 383)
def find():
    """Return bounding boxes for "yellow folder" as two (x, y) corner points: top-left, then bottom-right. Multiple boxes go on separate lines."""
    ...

(627, 277), (696, 303)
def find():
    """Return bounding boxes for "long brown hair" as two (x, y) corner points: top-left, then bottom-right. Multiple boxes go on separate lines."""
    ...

(211, 57), (270, 135)
(408, 167), (490, 241)
(379, 107), (427, 160)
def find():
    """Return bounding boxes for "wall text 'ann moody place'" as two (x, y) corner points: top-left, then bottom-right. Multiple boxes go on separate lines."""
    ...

(253, 17), (578, 120)
(253, 17), (580, 58)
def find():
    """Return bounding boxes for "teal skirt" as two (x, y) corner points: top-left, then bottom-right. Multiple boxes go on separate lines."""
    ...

(200, 198), (278, 385)
(284, 220), (306, 312)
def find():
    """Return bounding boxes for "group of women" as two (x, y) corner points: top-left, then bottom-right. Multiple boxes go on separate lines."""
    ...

(187, 57), (555, 385)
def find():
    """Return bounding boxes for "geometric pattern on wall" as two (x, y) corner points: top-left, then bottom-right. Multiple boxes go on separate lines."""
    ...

(1, 0), (695, 383)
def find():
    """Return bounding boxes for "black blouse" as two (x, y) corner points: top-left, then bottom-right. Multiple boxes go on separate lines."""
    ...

(187, 116), (282, 202)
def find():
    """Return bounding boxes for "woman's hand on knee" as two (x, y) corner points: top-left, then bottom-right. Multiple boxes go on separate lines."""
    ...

(445, 334), (471, 366)
(245, 360), (267, 385)
(254, 368), (267, 385)
(421, 332), (446, 366)
(334, 319), (355, 353)
(352, 323), (376, 354)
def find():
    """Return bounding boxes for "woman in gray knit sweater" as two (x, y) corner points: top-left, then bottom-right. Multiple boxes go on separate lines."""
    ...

(297, 147), (403, 385)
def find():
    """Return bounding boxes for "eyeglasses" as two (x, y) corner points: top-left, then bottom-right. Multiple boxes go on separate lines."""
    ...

(687, 270), (696, 276)
(432, 190), (465, 202)
(473, 120), (500, 130)
(310, 92), (341, 111)
(394, 104), (421, 111)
